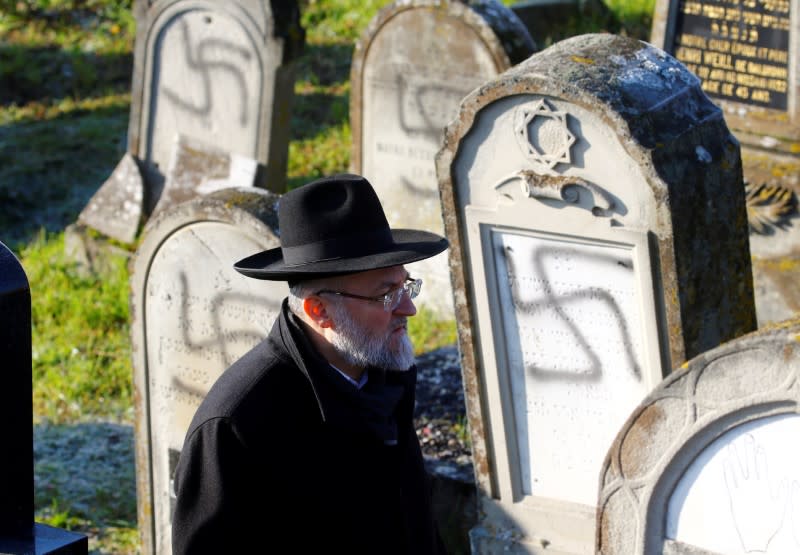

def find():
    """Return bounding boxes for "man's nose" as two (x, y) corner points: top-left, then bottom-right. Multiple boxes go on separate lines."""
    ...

(393, 291), (417, 317)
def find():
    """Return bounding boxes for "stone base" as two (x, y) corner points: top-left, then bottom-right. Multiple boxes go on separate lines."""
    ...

(469, 525), (581, 555)
(0, 523), (87, 554)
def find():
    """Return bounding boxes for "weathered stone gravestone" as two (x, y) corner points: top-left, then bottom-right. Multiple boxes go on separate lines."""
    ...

(128, 0), (303, 211)
(435, 33), (757, 553)
(129, 189), (287, 554)
(76, 0), (303, 259)
(77, 153), (144, 246)
(0, 242), (87, 554)
(598, 318), (800, 554)
(350, 0), (536, 318)
(651, 0), (800, 326)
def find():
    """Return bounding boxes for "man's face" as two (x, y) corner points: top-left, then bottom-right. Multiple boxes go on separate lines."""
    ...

(325, 265), (417, 371)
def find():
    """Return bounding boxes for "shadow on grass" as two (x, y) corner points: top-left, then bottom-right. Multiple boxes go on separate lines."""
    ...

(1, 44), (132, 107)
(0, 101), (129, 248)
(290, 42), (354, 142)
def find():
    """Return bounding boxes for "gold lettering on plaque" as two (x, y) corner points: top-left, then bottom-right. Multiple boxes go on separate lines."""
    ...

(673, 0), (790, 108)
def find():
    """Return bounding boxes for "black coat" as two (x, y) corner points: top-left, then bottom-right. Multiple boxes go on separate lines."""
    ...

(172, 300), (444, 554)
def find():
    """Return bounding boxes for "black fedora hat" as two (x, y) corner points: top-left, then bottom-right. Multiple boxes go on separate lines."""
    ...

(234, 174), (449, 281)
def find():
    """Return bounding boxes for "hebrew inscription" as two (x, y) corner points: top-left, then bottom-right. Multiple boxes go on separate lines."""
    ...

(492, 229), (648, 506)
(671, 0), (790, 109)
(667, 414), (800, 554)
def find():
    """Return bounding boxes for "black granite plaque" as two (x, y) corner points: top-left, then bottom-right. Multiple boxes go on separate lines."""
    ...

(667, 0), (790, 110)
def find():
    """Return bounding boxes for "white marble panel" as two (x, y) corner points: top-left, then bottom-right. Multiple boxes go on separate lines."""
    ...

(668, 414), (800, 554)
(493, 229), (649, 506)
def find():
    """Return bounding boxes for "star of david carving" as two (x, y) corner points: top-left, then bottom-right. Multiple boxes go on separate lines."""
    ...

(513, 99), (576, 169)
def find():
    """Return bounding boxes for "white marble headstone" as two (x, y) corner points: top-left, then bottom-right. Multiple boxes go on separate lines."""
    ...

(130, 188), (285, 555)
(495, 231), (646, 506)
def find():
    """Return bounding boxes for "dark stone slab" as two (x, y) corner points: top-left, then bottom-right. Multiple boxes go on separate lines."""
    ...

(0, 241), (33, 538)
(0, 243), (87, 553)
(653, 0), (792, 113)
(0, 523), (88, 554)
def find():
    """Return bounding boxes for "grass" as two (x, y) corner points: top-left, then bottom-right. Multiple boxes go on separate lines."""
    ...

(1, 0), (653, 552)
(23, 231), (132, 424)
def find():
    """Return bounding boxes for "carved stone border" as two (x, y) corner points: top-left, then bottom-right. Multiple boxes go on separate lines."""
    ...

(597, 319), (800, 554)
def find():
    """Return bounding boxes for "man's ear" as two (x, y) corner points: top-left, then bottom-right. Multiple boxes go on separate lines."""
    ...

(303, 296), (334, 328)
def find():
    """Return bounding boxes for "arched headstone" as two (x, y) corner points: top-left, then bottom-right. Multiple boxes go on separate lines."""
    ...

(128, 0), (303, 213)
(129, 188), (286, 554)
(598, 319), (800, 554)
(436, 33), (757, 553)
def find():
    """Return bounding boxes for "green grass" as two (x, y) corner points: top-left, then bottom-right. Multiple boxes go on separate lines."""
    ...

(2, 0), (653, 552)
(22, 231), (133, 424)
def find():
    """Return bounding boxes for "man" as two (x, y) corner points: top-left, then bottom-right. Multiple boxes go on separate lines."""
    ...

(172, 174), (449, 554)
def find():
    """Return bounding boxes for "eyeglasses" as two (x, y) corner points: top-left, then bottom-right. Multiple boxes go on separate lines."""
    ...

(315, 277), (422, 312)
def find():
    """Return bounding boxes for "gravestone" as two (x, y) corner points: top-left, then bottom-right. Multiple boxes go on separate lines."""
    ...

(651, 0), (800, 326)
(598, 318), (800, 554)
(350, 0), (536, 318)
(435, 33), (756, 553)
(129, 188), (286, 554)
(0, 242), (87, 554)
(77, 153), (144, 245)
(69, 1), (303, 276)
(128, 0), (303, 215)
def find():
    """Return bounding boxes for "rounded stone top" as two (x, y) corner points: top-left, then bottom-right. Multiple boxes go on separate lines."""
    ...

(455, 33), (725, 150)
(0, 242), (28, 296)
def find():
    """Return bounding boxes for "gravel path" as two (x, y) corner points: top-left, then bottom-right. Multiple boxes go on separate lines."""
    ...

(414, 345), (474, 482)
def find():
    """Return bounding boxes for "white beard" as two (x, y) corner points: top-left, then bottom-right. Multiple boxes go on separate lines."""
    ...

(327, 301), (415, 371)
